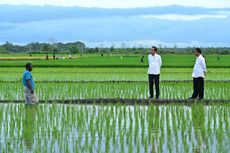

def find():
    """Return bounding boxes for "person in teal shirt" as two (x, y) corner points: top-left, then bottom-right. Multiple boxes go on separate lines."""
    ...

(22, 63), (38, 103)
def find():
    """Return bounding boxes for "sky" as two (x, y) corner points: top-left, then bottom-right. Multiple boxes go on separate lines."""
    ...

(1, 0), (230, 8)
(0, 0), (230, 47)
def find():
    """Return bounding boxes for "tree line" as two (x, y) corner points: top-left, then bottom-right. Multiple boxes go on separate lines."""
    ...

(0, 41), (229, 54)
(0, 41), (86, 54)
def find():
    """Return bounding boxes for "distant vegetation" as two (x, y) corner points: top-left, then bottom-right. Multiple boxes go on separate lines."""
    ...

(0, 54), (229, 68)
(0, 41), (86, 54)
(0, 41), (230, 54)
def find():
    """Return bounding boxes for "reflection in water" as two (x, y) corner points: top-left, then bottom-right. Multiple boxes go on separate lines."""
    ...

(151, 105), (160, 153)
(192, 104), (205, 153)
(0, 104), (229, 152)
(23, 105), (38, 150)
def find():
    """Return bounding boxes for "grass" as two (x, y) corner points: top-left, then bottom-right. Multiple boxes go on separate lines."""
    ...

(0, 68), (229, 81)
(0, 53), (229, 152)
(0, 66), (229, 101)
(0, 103), (229, 153)
(0, 54), (230, 68)
(0, 81), (229, 100)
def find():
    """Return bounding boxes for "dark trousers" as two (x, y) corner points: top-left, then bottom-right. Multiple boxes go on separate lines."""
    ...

(148, 74), (160, 98)
(191, 77), (204, 99)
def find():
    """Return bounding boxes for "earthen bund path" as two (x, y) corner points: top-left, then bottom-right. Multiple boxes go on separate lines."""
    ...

(0, 99), (229, 105)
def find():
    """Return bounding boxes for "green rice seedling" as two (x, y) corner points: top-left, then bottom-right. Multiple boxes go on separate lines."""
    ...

(0, 103), (230, 152)
(1, 67), (230, 82)
(128, 138), (132, 153)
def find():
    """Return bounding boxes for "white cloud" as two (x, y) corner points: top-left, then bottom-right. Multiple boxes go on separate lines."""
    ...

(1, 0), (230, 8)
(141, 14), (228, 21)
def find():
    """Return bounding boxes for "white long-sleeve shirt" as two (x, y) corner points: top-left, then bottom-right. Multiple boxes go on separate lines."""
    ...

(148, 54), (162, 75)
(192, 55), (207, 78)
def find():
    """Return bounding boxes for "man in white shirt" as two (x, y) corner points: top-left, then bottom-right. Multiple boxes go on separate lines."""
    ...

(148, 46), (162, 99)
(190, 48), (207, 100)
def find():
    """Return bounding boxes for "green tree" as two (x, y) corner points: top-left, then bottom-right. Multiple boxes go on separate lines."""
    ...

(41, 43), (53, 53)
(69, 45), (79, 54)
(2, 41), (13, 52)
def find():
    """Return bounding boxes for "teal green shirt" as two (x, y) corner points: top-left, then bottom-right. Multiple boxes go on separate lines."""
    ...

(22, 70), (35, 89)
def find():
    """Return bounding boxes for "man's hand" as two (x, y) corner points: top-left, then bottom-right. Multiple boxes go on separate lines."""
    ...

(31, 89), (34, 94)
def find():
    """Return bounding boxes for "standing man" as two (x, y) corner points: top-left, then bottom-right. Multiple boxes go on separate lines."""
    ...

(190, 48), (207, 100)
(148, 46), (162, 99)
(22, 63), (38, 103)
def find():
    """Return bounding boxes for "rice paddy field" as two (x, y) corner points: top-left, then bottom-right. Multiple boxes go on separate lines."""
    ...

(0, 53), (229, 152)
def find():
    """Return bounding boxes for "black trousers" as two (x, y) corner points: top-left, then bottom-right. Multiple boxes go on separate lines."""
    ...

(191, 77), (204, 99)
(148, 74), (160, 98)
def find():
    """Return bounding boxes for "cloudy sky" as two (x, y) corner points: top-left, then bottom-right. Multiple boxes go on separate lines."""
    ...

(0, 0), (230, 47)
(2, 0), (230, 8)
